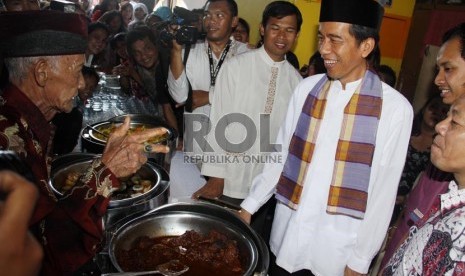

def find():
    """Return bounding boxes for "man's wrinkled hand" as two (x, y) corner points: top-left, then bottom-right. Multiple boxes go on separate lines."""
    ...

(101, 116), (169, 178)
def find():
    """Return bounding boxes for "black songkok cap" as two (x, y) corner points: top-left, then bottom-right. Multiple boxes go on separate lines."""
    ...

(319, 0), (384, 31)
(0, 10), (88, 57)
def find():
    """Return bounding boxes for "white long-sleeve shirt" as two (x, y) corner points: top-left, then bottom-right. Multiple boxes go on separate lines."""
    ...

(167, 38), (249, 157)
(201, 46), (302, 199)
(241, 74), (413, 275)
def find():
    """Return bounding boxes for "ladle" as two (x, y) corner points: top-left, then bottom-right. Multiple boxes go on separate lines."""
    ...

(101, 260), (189, 276)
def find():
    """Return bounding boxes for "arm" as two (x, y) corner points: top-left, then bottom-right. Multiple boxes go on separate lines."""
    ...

(240, 80), (306, 215)
(346, 95), (413, 274)
(196, 62), (235, 198)
(192, 177), (224, 199)
(191, 90), (210, 110)
(0, 171), (42, 276)
(162, 103), (178, 132)
(167, 41), (189, 104)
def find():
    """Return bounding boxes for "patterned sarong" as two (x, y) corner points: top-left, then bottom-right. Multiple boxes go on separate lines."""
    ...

(275, 70), (383, 219)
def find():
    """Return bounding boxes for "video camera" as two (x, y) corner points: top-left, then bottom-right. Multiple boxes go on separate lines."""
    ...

(49, 0), (78, 13)
(158, 6), (203, 46)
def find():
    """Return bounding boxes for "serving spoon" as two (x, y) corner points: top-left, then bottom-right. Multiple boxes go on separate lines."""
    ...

(101, 260), (189, 276)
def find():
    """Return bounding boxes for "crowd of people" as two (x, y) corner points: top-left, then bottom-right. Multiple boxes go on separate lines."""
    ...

(1, 0), (465, 275)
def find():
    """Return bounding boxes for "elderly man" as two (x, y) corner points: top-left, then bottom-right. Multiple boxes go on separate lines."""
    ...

(0, 11), (168, 275)
(382, 94), (465, 274)
(239, 0), (413, 275)
(381, 21), (465, 269)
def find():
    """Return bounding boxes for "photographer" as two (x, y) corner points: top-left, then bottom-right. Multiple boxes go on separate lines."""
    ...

(167, 0), (249, 163)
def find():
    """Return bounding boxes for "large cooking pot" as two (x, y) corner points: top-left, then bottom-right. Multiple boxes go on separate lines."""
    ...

(108, 201), (269, 276)
(49, 153), (169, 230)
(81, 114), (177, 168)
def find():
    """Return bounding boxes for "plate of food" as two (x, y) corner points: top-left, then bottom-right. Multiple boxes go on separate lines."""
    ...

(88, 121), (171, 145)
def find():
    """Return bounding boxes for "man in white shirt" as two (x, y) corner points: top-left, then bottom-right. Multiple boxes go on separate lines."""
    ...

(196, 1), (303, 202)
(239, 0), (413, 275)
(167, 0), (249, 161)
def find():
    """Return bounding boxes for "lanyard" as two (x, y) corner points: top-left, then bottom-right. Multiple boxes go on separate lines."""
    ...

(207, 40), (232, 87)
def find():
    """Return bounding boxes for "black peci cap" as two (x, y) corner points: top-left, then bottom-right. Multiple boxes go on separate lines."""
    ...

(0, 10), (88, 57)
(319, 0), (384, 31)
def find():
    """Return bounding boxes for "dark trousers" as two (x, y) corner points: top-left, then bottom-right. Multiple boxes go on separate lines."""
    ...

(269, 252), (315, 276)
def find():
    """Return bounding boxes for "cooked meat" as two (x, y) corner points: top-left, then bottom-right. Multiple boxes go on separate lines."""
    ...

(116, 230), (245, 276)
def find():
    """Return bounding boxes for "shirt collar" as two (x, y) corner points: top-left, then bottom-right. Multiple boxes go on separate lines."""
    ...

(440, 180), (465, 213)
(204, 36), (236, 56)
(258, 46), (287, 67)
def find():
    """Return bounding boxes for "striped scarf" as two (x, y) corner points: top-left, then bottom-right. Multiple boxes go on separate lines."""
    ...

(275, 70), (383, 219)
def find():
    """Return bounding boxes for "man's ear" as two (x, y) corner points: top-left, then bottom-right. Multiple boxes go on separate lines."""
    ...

(259, 23), (265, 37)
(361, 37), (375, 59)
(231, 16), (239, 29)
(34, 59), (48, 87)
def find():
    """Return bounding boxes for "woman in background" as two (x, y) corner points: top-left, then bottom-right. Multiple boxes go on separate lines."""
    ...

(120, 1), (133, 29)
(128, 2), (148, 31)
(91, 0), (119, 22)
(391, 95), (449, 223)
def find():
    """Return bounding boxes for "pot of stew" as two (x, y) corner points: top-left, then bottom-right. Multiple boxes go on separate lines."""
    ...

(49, 153), (170, 230)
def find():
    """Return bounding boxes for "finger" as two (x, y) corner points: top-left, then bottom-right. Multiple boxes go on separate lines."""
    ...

(131, 127), (169, 144)
(143, 143), (169, 154)
(112, 116), (131, 137)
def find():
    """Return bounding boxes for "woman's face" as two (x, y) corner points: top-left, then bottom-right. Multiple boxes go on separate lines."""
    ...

(87, 28), (109, 55)
(422, 98), (449, 130)
(107, 0), (118, 11)
(108, 16), (122, 33)
(233, 22), (249, 43)
(121, 5), (133, 23)
(134, 7), (146, 21)
(131, 37), (158, 69)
